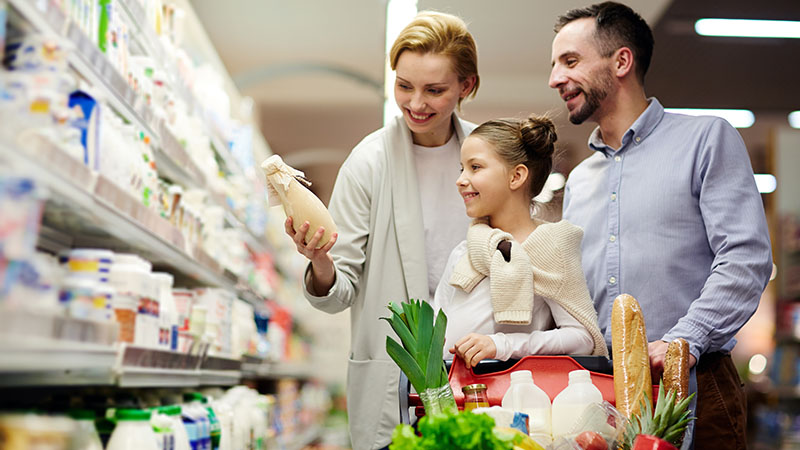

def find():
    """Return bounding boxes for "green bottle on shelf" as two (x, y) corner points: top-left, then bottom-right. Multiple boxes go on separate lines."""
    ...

(98, 0), (111, 53)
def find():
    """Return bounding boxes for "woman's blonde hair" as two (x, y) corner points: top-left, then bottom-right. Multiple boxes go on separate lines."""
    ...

(389, 11), (480, 108)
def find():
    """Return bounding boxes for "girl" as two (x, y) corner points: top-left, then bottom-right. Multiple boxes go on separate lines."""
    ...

(285, 11), (479, 450)
(433, 114), (608, 368)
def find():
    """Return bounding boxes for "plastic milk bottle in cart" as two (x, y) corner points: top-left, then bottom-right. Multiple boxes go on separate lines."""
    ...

(501, 370), (552, 446)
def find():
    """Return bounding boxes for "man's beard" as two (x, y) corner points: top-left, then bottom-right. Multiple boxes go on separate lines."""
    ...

(568, 67), (614, 125)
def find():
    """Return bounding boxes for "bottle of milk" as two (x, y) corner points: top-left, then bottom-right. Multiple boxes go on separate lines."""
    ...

(106, 409), (159, 450)
(501, 370), (552, 446)
(551, 369), (603, 438)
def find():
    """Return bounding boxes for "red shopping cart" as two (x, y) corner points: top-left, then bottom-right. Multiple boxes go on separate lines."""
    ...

(401, 355), (623, 422)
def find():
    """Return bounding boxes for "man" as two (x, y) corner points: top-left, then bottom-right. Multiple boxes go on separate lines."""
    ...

(549, 2), (772, 448)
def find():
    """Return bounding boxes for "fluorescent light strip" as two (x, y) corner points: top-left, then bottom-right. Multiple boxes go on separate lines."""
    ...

(665, 108), (755, 128)
(695, 18), (800, 39)
(383, 0), (418, 125)
(789, 111), (800, 129)
(754, 174), (776, 194)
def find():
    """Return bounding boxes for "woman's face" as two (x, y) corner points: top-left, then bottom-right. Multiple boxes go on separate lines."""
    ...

(456, 136), (512, 219)
(394, 51), (474, 147)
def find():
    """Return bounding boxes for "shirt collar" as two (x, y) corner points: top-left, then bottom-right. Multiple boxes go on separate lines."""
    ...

(588, 97), (665, 156)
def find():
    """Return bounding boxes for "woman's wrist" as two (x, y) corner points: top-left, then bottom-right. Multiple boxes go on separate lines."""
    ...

(309, 256), (336, 295)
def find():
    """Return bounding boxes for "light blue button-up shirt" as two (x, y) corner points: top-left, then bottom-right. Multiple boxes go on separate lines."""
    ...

(563, 98), (772, 360)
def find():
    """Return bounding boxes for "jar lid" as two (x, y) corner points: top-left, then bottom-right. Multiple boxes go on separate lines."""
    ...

(462, 383), (487, 394)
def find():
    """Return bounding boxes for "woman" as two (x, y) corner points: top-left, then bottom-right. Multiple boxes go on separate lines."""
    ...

(284, 11), (480, 450)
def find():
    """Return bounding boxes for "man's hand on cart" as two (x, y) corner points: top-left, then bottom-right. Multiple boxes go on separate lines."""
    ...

(451, 333), (497, 367)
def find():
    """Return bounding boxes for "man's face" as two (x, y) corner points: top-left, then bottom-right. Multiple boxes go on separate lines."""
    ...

(549, 18), (616, 125)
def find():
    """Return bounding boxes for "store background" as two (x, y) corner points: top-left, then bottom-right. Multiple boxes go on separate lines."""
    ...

(1, 0), (800, 448)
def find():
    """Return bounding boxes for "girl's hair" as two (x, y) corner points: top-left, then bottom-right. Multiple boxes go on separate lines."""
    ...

(389, 11), (480, 108)
(470, 114), (557, 200)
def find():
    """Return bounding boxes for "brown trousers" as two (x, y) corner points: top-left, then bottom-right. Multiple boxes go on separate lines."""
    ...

(693, 352), (747, 450)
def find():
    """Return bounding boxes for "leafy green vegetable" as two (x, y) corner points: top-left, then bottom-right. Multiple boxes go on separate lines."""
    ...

(381, 299), (450, 394)
(389, 410), (519, 450)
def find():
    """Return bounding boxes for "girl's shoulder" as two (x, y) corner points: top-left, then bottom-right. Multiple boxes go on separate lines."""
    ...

(533, 219), (583, 238)
(526, 220), (584, 256)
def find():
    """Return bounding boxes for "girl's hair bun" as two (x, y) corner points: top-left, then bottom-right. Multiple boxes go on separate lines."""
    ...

(520, 114), (557, 160)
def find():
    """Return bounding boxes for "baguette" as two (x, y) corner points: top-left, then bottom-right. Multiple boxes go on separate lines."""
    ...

(611, 293), (652, 419)
(663, 338), (690, 402)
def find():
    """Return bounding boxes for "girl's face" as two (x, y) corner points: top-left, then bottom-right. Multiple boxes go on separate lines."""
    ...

(394, 51), (474, 147)
(456, 136), (512, 219)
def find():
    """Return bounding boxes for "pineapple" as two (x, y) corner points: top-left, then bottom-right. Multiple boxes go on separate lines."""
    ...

(621, 380), (695, 450)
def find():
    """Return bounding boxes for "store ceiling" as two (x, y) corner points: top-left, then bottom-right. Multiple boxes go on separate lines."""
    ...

(192, 0), (800, 202)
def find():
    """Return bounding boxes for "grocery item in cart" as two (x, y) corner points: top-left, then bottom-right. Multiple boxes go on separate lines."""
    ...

(663, 338), (690, 402)
(501, 369), (552, 446)
(462, 383), (489, 411)
(260, 155), (336, 248)
(552, 370), (603, 440)
(611, 294), (652, 419)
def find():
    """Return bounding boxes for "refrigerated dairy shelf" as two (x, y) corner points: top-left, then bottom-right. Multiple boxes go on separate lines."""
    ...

(0, 337), (246, 388)
(6, 0), (269, 257)
(241, 360), (317, 380)
(0, 138), (239, 292)
(0, 338), (117, 387)
(0, 339), (317, 388)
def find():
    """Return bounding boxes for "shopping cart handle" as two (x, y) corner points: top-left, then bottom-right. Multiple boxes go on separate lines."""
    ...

(469, 355), (613, 375)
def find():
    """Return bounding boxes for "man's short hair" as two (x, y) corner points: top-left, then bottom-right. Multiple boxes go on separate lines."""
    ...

(555, 2), (654, 83)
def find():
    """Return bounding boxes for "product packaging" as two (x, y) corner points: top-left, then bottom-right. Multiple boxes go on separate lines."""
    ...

(261, 155), (336, 248)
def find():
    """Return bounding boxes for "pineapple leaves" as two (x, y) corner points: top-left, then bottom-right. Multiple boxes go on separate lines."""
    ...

(621, 380), (697, 450)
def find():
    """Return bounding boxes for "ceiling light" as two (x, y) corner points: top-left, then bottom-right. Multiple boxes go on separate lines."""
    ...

(754, 174), (776, 194)
(664, 108), (755, 128)
(695, 18), (800, 39)
(384, 0), (418, 125)
(789, 111), (800, 129)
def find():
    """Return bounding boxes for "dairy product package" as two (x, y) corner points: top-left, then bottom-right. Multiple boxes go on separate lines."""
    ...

(260, 155), (336, 248)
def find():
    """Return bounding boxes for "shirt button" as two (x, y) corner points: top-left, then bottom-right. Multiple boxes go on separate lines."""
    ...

(609, 276), (617, 285)
(610, 193), (617, 201)
(614, 156), (621, 162)
(609, 235), (616, 242)
(635, 136), (642, 143)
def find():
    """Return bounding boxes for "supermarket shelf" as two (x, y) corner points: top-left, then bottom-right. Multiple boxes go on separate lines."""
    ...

(116, 345), (242, 388)
(7, 0), (267, 262)
(0, 339), (117, 387)
(0, 139), (237, 291)
(241, 360), (317, 380)
(8, 0), (157, 141)
(117, 367), (201, 388)
(0, 339), (248, 388)
(117, 0), (243, 181)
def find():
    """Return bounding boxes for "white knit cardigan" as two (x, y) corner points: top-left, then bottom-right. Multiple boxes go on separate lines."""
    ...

(449, 219), (609, 357)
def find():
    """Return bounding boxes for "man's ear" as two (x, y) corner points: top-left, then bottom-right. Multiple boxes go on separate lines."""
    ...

(614, 47), (635, 79)
(509, 164), (529, 191)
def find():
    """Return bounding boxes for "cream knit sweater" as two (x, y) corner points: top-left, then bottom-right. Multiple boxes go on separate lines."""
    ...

(449, 219), (608, 357)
